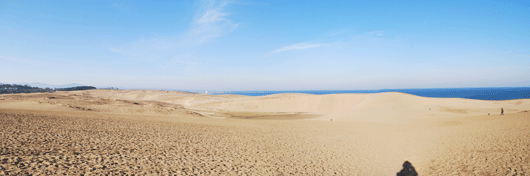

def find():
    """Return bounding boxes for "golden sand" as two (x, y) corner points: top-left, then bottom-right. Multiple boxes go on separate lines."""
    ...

(1, 90), (529, 175)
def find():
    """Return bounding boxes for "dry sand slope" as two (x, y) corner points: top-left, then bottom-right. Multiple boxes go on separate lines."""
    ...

(0, 90), (530, 175)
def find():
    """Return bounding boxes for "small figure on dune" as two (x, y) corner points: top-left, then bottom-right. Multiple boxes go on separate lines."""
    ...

(501, 108), (504, 115)
(488, 113), (490, 115)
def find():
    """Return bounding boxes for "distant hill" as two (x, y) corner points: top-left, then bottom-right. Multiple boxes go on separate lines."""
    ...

(0, 84), (55, 94)
(0, 84), (96, 94)
(56, 86), (97, 91)
(12, 82), (85, 89)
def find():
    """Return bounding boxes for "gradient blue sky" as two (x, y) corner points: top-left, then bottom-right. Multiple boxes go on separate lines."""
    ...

(1, 0), (529, 90)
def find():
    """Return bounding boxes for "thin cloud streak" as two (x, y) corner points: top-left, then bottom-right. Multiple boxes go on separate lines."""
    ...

(269, 43), (327, 55)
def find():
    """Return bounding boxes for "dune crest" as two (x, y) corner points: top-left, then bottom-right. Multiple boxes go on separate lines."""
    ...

(79, 90), (530, 123)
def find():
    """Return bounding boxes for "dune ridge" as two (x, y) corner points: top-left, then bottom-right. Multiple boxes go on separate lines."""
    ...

(86, 90), (530, 123)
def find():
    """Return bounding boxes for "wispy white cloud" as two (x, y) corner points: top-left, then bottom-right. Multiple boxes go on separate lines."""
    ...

(189, 1), (239, 43)
(108, 0), (239, 62)
(269, 43), (327, 55)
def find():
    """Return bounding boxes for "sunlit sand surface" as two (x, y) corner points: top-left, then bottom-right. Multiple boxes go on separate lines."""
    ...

(1, 90), (530, 175)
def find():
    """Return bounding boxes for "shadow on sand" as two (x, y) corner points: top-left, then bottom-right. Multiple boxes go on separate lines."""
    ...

(397, 161), (418, 176)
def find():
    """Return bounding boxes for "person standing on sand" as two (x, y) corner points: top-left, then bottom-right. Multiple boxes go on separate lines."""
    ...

(501, 108), (504, 115)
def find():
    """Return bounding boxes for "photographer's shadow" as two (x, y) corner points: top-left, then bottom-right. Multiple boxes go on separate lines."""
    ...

(397, 161), (418, 176)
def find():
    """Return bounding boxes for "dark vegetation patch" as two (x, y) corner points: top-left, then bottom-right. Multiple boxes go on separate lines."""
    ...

(0, 84), (96, 94)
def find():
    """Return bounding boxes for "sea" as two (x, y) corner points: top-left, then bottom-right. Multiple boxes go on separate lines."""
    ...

(207, 87), (530, 100)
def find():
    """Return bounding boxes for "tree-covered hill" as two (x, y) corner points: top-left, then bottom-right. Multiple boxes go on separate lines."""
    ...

(0, 84), (96, 94)
(56, 86), (97, 91)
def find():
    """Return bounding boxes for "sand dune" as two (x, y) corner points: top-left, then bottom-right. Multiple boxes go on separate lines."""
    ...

(1, 90), (530, 175)
(85, 90), (530, 123)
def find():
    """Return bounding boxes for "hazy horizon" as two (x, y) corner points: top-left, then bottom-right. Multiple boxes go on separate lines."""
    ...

(2, 0), (529, 90)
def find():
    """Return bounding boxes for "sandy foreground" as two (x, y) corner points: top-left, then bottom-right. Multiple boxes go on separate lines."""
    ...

(1, 89), (530, 175)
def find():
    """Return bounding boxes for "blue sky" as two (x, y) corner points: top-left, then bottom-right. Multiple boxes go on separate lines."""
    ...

(1, 0), (529, 90)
